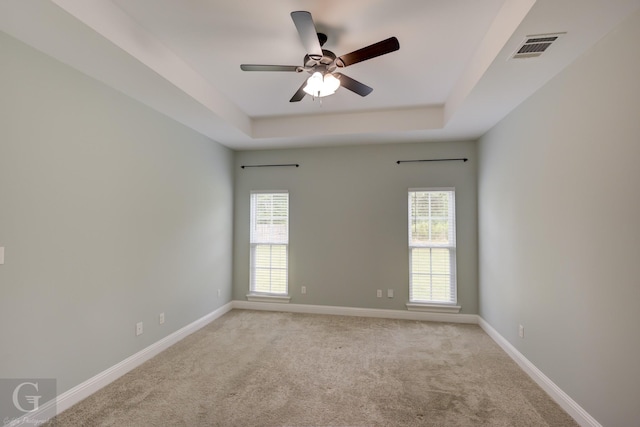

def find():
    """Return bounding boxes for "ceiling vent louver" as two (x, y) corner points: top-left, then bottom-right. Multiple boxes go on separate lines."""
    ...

(511, 33), (566, 59)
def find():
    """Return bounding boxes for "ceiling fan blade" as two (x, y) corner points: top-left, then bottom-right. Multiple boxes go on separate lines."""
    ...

(240, 64), (300, 72)
(335, 73), (373, 97)
(337, 37), (400, 67)
(290, 80), (307, 102)
(291, 11), (323, 58)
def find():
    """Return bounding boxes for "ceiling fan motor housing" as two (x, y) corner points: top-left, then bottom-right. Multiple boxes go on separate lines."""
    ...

(304, 49), (337, 70)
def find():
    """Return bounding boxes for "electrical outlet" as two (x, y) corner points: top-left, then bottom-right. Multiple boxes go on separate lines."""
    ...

(301, 286), (306, 294)
(377, 290), (382, 298)
(217, 289), (221, 298)
(387, 289), (394, 298)
(519, 324), (524, 338)
(0, 247), (4, 265)
(136, 322), (143, 336)
(159, 313), (165, 324)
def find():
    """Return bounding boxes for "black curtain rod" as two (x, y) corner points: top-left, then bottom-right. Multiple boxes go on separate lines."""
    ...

(396, 158), (468, 164)
(241, 163), (299, 169)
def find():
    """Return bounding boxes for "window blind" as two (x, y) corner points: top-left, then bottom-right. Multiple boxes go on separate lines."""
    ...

(250, 192), (289, 295)
(408, 189), (457, 304)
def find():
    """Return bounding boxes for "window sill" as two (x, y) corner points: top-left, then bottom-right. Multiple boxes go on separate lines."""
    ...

(246, 294), (291, 303)
(406, 302), (461, 314)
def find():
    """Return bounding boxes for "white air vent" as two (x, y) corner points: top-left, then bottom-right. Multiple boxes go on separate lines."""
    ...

(511, 33), (565, 59)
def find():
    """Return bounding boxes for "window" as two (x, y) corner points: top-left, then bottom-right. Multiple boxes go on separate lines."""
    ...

(408, 189), (457, 304)
(250, 191), (289, 295)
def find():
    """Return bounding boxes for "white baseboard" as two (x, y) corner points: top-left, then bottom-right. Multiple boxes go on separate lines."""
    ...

(477, 317), (601, 427)
(12, 302), (233, 427)
(11, 301), (598, 427)
(232, 300), (478, 324)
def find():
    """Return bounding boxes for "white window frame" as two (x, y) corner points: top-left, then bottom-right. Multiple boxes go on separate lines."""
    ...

(248, 191), (290, 302)
(407, 188), (460, 312)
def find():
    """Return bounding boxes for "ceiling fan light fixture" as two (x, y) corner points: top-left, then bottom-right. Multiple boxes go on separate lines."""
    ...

(303, 72), (340, 97)
(240, 11), (398, 102)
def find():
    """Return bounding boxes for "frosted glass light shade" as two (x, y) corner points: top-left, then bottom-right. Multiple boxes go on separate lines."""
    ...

(303, 72), (340, 97)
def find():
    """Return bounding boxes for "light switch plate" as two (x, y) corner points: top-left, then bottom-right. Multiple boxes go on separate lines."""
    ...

(0, 247), (4, 265)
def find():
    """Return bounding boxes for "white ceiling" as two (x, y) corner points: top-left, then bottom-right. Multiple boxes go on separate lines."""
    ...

(1, 0), (639, 150)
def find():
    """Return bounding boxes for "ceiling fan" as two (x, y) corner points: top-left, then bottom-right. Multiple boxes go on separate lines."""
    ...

(240, 11), (400, 102)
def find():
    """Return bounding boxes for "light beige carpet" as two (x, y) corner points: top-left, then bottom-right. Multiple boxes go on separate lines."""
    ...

(48, 310), (577, 426)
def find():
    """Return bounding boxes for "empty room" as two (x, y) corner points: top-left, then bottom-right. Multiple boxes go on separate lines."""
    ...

(1, 1), (639, 426)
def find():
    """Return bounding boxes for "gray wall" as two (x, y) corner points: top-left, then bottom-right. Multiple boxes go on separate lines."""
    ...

(0, 33), (234, 395)
(477, 10), (640, 427)
(234, 142), (478, 313)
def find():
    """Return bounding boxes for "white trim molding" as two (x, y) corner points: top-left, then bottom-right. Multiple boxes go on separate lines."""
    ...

(406, 302), (462, 313)
(13, 302), (233, 427)
(233, 301), (476, 324)
(13, 300), (598, 427)
(477, 317), (601, 427)
(246, 294), (291, 303)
